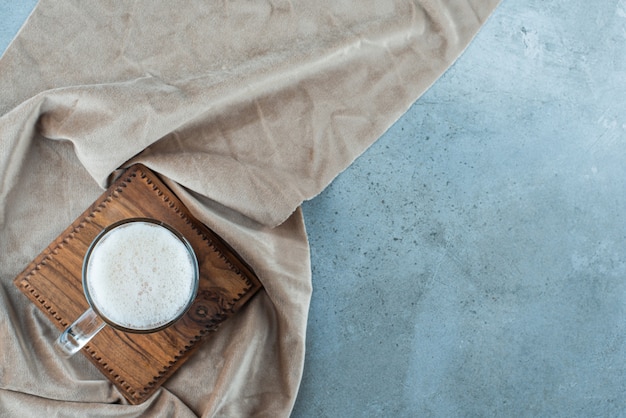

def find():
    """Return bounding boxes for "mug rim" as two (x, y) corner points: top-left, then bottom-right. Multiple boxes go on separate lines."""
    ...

(82, 217), (200, 334)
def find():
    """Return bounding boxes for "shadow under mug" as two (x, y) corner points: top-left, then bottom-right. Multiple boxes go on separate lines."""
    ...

(54, 218), (199, 357)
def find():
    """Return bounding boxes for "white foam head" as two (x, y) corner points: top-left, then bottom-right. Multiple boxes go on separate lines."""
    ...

(84, 220), (198, 331)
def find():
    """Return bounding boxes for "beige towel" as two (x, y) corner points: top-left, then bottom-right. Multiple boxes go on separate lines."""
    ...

(0, 0), (500, 416)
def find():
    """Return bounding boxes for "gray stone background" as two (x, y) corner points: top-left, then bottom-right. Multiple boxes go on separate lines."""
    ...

(3, 1), (626, 416)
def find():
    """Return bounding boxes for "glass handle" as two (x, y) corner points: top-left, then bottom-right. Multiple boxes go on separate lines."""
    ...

(54, 307), (106, 357)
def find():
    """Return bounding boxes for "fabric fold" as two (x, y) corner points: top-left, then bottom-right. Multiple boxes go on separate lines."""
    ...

(0, 0), (500, 416)
(1, 0), (500, 228)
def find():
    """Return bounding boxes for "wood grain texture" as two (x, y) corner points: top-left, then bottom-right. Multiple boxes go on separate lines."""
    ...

(13, 164), (262, 404)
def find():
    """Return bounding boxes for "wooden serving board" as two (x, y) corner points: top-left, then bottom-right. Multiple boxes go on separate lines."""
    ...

(13, 164), (262, 404)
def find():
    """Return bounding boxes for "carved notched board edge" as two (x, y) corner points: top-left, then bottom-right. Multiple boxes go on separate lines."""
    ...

(13, 164), (262, 404)
(84, 166), (262, 402)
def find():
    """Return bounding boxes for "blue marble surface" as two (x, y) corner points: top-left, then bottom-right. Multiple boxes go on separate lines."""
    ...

(0, 0), (38, 55)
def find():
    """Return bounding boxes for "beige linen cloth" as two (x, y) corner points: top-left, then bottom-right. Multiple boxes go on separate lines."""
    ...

(0, 1), (499, 416)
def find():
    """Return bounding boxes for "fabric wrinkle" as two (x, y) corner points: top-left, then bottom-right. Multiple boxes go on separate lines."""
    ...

(0, 0), (501, 416)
